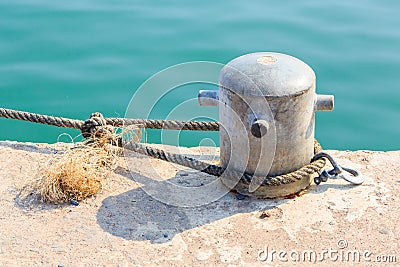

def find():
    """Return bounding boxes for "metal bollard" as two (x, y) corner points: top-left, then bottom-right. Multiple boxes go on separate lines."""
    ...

(199, 52), (334, 197)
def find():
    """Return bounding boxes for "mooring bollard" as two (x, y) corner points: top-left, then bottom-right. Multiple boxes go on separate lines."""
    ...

(199, 52), (334, 197)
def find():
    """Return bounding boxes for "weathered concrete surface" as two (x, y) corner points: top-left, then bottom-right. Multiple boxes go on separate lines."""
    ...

(0, 141), (399, 266)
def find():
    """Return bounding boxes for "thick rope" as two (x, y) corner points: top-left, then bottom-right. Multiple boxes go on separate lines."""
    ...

(0, 108), (219, 133)
(105, 118), (219, 131)
(0, 108), (84, 129)
(124, 139), (326, 186)
(0, 107), (325, 186)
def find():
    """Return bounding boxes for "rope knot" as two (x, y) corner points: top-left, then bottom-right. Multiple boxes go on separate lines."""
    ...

(81, 112), (113, 139)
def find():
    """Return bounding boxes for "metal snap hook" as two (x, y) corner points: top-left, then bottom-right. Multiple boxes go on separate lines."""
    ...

(339, 166), (364, 185)
(311, 152), (364, 185)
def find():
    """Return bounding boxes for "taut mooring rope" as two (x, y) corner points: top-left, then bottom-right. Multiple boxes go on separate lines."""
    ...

(0, 108), (219, 133)
(0, 107), (326, 186)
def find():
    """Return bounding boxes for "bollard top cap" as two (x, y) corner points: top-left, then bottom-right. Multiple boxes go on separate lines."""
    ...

(220, 52), (315, 97)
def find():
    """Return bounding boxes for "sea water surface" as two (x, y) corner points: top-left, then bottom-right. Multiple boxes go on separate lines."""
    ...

(0, 0), (399, 150)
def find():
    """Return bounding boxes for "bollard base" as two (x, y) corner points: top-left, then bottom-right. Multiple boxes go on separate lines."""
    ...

(221, 174), (316, 199)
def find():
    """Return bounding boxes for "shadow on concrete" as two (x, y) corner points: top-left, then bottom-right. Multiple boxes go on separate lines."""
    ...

(96, 166), (285, 244)
(14, 189), (70, 213)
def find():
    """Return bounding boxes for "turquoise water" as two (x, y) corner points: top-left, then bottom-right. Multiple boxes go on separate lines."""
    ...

(0, 0), (399, 150)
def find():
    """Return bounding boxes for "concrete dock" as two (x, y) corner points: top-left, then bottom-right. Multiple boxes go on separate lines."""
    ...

(0, 141), (398, 266)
